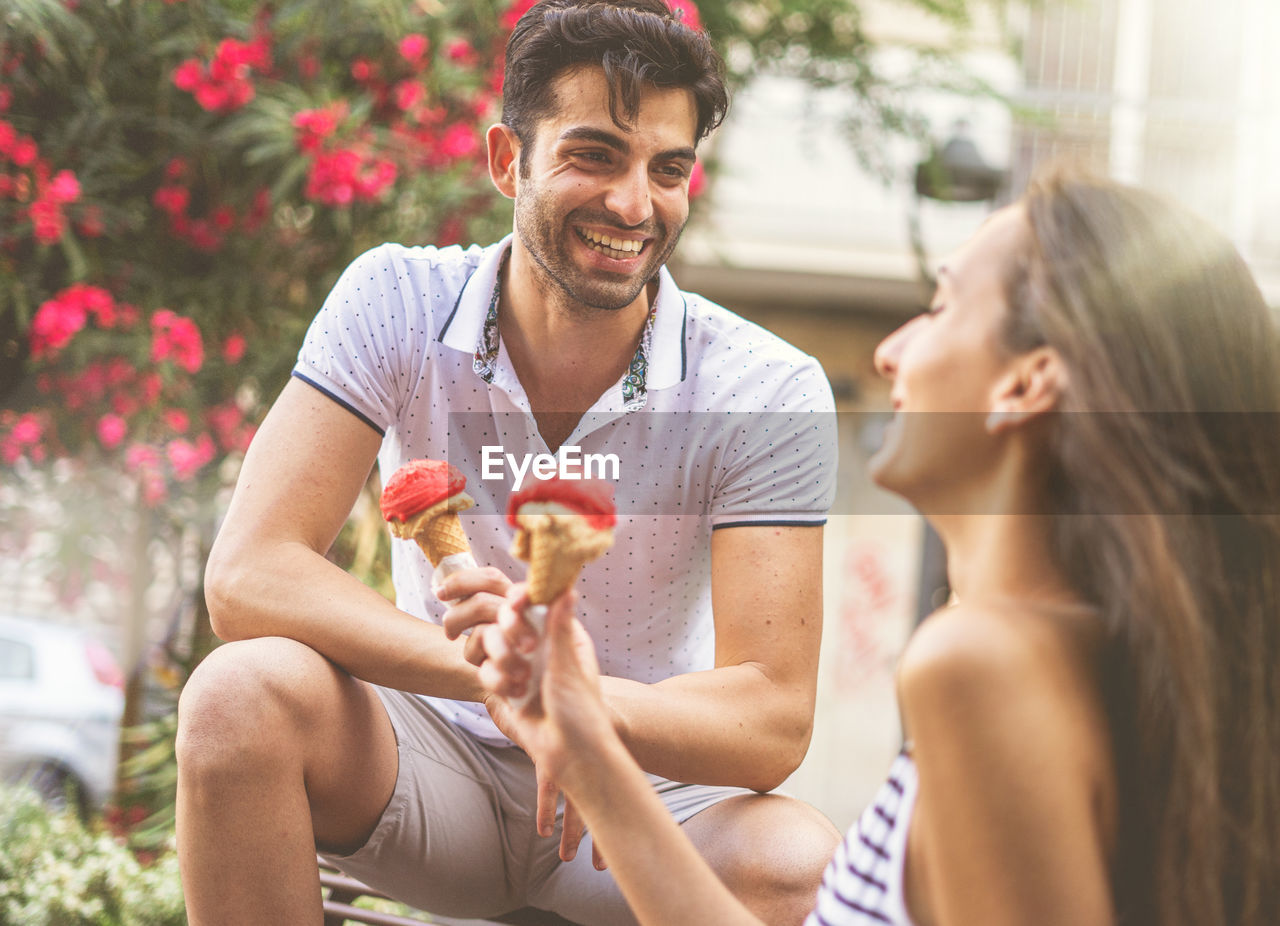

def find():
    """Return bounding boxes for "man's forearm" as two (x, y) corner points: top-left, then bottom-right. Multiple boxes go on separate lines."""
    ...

(206, 538), (486, 701)
(599, 665), (815, 792)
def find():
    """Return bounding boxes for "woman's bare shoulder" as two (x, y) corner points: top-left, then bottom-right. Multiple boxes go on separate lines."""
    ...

(896, 599), (1111, 763)
(896, 600), (1119, 925)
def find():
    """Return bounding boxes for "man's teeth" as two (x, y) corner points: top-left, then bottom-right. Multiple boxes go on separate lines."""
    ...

(578, 229), (644, 256)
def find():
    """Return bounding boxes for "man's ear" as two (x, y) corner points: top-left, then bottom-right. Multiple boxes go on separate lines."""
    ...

(487, 123), (521, 199)
(985, 346), (1069, 434)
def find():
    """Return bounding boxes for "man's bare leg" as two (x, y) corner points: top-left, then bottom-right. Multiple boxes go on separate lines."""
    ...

(680, 793), (841, 926)
(176, 636), (398, 925)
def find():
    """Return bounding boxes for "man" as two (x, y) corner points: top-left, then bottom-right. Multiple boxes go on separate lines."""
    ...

(176, 2), (840, 924)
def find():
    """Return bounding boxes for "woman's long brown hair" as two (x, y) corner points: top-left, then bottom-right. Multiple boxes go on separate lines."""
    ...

(1002, 167), (1280, 925)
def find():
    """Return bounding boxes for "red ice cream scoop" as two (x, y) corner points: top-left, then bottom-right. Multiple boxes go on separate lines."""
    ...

(380, 459), (468, 523)
(506, 476), (617, 530)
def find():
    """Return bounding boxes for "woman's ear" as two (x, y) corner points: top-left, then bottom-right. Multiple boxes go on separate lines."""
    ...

(985, 347), (1069, 434)
(487, 123), (521, 199)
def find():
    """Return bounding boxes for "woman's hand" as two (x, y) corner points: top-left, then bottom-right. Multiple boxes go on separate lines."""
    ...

(479, 584), (619, 866)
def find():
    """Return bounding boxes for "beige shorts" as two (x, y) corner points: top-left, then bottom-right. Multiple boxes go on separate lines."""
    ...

(320, 686), (757, 925)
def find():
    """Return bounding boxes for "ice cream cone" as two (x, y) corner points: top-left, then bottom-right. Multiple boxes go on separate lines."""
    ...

(512, 508), (614, 604)
(417, 509), (471, 567)
(504, 478), (616, 711)
(381, 459), (475, 566)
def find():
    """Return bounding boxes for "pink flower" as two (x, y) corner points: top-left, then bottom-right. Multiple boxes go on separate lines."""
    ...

(45, 170), (80, 203)
(666, 0), (702, 30)
(208, 401), (255, 453)
(11, 135), (37, 167)
(126, 443), (157, 468)
(292, 103), (347, 152)
(502, 0), (539, 30)
(1, 413), (46, 464)
(438, 122), (479, 163)
(106, 357), (133, 386)
(162, 408), (190, 433)
(11, 413), (42, 446)
(166, 434), (215, 481)
(689, 160), (706, 198)
(399, 34), (429, 65)
(186, 218), (223, 252)
(142, 476), (168, 506)
(76, 362), (109, 401)
(393, 80), (424, 112)
(172, 60), (204, 92)
(194, 82), (231, 111)
(150, 309), (205, 374)
(304, 148), (396, 206)
(29, 199), (65, 244)
(54, 284), (118, 327)
(223, 332), (247, 363)
(30, 292), (88, 357)
(125, 443), (168, 505)
(97, 414), (127, 449)
(153, 185), (190, 215)
(445, 39), (478, 65)
(174, 39), (264, 113)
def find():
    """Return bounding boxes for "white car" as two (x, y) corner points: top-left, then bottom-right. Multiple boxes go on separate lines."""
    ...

(0, 613), (125, 815)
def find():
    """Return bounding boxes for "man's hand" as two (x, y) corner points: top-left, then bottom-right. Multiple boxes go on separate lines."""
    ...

(438, 566), (513, 667)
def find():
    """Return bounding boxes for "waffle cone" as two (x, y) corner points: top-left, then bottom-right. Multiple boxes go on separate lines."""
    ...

(416, 511), (471, 567)
(513, 511), (614, 605)
(388, 492), (474, 566)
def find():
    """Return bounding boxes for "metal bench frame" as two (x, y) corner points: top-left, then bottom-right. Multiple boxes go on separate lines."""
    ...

(318, 858), (581, 926)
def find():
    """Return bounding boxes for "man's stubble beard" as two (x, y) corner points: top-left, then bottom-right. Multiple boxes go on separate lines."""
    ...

(513, 185), (685, 316)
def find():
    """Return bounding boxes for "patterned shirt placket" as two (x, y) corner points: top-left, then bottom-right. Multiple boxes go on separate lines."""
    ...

(474, 267), (656, 410)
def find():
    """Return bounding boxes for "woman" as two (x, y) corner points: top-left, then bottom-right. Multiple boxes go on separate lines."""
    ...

(478, 167), (1280, 926)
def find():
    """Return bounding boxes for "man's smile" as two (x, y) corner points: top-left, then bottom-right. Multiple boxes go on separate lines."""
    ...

(574, 226), (650, 260)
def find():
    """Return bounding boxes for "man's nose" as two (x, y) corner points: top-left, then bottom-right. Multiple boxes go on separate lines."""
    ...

(603, 164), (653, 227)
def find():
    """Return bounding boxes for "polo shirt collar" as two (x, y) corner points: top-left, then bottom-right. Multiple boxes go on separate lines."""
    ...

(645, 265), (688, 391)
(438, 235), (512, 354)
(437, 233), (688, 391)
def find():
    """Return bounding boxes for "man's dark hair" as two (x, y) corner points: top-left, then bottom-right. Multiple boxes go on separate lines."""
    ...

(502, 0), (728, 163)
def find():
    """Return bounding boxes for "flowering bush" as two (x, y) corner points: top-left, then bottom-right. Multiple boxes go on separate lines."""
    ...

(0, 785), (186, 925)
(1, 0), (522, 506)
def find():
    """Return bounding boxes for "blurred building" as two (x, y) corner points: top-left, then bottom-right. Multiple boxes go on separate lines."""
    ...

(675, 0), (1280, 828)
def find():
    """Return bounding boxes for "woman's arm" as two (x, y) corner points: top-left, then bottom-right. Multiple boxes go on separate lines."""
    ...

(481, 588), (769, 926)
(897, 604), (1116, 926)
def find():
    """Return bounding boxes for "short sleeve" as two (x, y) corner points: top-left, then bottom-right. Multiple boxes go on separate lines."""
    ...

(293, 244), (426, 435)
(709, 357), (838, 528)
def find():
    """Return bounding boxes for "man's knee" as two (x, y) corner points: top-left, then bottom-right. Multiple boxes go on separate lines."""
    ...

(686, 794), (839, 925)
(177, 636), (335, 777)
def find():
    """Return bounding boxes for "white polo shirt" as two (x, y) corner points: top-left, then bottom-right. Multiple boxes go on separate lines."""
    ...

(295, 235), (837, 743)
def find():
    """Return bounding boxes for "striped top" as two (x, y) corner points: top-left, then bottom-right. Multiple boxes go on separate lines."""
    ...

(805, 748), (919, 926)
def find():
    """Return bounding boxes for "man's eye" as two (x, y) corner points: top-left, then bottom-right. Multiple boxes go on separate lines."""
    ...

(575, 151), (610, 163)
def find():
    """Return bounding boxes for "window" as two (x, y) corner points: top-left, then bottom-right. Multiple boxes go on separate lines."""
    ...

(0, 638), (36, 681)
